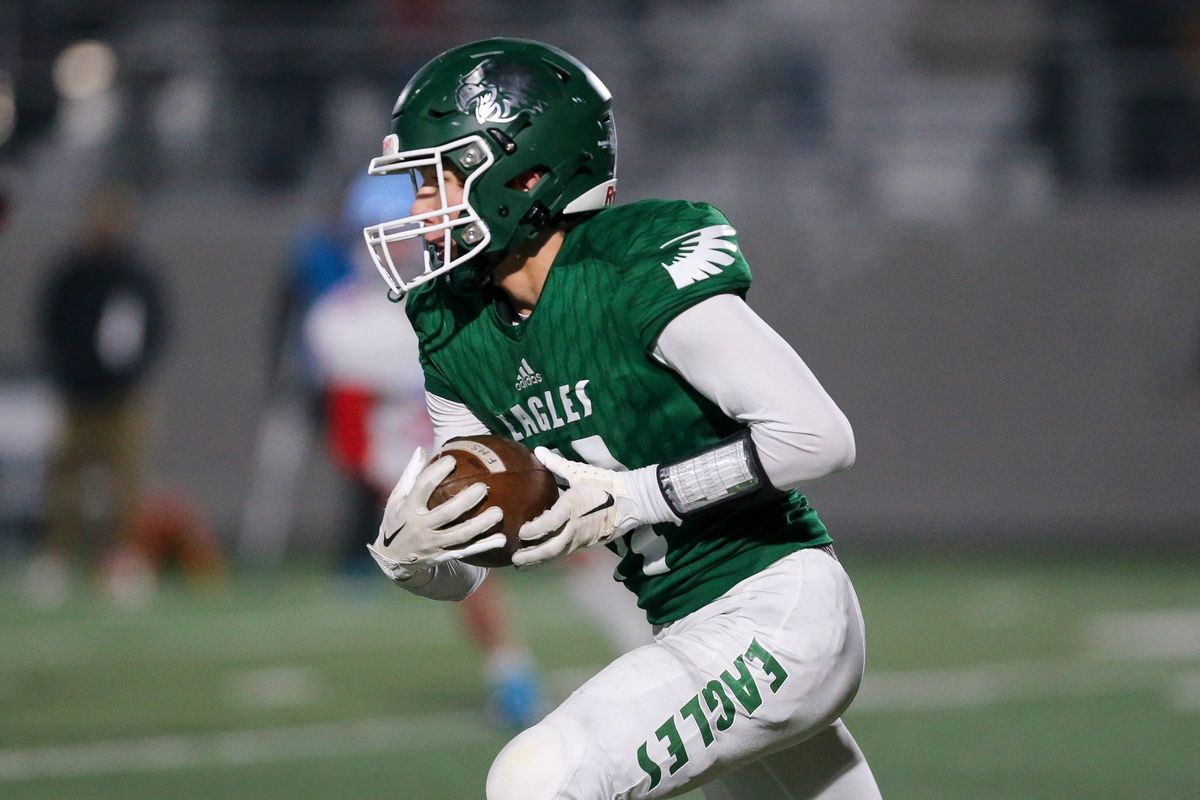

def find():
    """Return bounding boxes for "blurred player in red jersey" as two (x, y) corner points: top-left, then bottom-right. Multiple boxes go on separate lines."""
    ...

(303, 173), (544, 728)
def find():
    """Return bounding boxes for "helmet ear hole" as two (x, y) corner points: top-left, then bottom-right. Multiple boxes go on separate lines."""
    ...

(507, 167), (548, 192)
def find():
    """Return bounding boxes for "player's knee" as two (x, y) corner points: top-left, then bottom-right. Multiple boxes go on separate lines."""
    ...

(486, 719), (581, 800)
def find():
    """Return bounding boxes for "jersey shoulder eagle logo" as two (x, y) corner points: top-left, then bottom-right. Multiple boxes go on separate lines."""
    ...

(658, 224), (738, 289)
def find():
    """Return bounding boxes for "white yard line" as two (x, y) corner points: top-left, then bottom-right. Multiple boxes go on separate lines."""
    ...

(852, 658), (1140, 712)
(0, 709), (491, 783)
(4, 603), (1200, 784)
(226, 665), (321, 710)
(1084, 609), (1200, 661)
(0, 658), (1192, 783)
(853, 667), (1007, 711)
(0, 603), (445, 671)
(1167, 672), (1200, 712)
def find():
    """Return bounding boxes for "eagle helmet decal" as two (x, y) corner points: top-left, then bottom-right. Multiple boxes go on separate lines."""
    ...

(455, 60), (547, 124)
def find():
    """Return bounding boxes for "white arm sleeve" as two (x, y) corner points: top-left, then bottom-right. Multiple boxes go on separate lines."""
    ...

(426, 391), (490, 449)
(394, 560), (488, 602)
(652, 294), (854, 490)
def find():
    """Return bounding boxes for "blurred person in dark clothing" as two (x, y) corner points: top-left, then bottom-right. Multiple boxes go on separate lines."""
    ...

(28, 183), (168, 606)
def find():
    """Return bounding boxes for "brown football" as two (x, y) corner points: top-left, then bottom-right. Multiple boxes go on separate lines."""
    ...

(426, 435), (560, 568)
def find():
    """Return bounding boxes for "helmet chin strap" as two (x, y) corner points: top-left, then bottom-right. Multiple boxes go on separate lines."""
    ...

(425, 243), (444, 270)
(446, 261), (492, 296)
(438, 234), (497, 296)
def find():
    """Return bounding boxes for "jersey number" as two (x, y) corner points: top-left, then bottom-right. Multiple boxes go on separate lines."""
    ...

(567, 435), (670, 578)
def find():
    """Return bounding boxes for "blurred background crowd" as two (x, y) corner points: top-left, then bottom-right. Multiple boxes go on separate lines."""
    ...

(4, 0), (1199, 579)
(0, 2), (1198, 797)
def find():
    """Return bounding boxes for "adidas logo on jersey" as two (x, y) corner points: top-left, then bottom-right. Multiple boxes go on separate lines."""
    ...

(514, 358), (543, 390)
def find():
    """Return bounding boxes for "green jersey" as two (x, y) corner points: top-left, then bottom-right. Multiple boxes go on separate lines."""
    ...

(406, 198), (832, 625)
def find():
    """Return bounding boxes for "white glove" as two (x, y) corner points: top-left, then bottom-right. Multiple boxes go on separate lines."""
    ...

(513, 447), (679, 567)
(367, 448), (505, 581)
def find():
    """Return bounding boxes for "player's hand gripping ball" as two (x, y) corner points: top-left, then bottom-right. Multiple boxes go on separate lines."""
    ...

(427, 435), (560, 568)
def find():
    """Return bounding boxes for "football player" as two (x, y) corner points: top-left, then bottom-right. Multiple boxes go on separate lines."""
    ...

(363, 38), (881, 800)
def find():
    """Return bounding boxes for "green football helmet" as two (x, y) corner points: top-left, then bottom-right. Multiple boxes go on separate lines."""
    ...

(363, 38), (618, 298)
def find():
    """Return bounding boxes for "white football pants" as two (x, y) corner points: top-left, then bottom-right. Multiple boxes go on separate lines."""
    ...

(486, 547), (881, 800)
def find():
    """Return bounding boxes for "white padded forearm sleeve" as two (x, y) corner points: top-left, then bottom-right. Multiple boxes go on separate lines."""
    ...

(653, 294), (854, 490)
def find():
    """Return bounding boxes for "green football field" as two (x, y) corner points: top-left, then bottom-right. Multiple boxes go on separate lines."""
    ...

(2, 547), (1198, 799)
